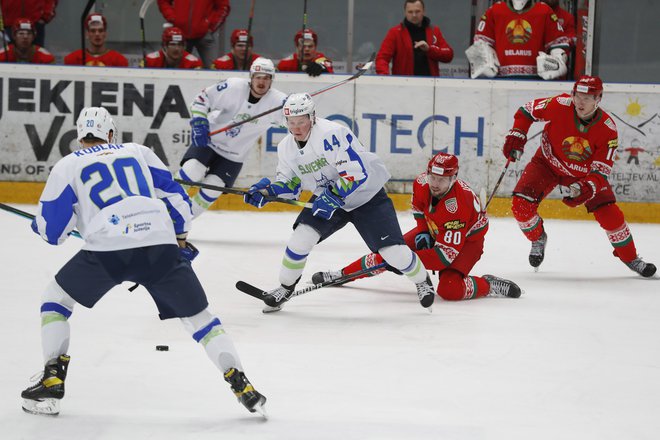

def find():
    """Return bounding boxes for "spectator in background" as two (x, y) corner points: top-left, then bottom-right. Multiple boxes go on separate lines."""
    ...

(0, 0), (57, 47)
(375, 0), (453, 76)
(466, 0), (570, 80)
(213, 29), (260, 71)
(157, 0), (230, 69)
(277, 28), (334, 76)
(64, 13), (128, 67)
(145, 26), (202, 69)
(0, 18), (54, 63)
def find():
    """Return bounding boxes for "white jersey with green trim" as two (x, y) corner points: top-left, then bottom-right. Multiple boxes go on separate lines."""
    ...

(190, 77), (287, 162)
(275, 118), (391, 211)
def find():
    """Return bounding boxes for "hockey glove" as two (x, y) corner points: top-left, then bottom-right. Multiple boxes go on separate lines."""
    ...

(179, 241), (200, 262)
(190, 117), (210, 147)
(244, 177), (272, 208)
(415, 232), (434, 250)
(305, 61), (327, 77)
(502, 128), (527, 162)
(312, 186), (345, 220)
(562, 180), (596, 207)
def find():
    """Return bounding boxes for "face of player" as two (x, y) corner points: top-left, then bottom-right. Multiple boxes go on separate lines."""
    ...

(298, 40), (316, 61)
(405, 1), (425, 26)
(86, 23), (107, 49)
(427, 173), (455, 198)
(232, 42), (251, 60)
(14, 30), (35, 51)
(287, 115), (313, 141)
(573, 92), (601, 119)
(164, 41), (184, 62)
(250, 74), (272, 97)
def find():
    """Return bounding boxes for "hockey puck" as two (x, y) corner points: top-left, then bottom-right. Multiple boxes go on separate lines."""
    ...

(155, 345), (169, 351)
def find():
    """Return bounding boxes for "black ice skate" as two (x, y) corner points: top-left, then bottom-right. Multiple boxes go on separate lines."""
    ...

(311, 270), (344, 285)
(261, 282), (296, 313)
(625, 257), (657, 278)
(21, 354), (70, 416)
(415, 275), (435, 311)
(224, 368), (267, 417)
(483, 275), (522, 298)
(529, 231), (548, 270)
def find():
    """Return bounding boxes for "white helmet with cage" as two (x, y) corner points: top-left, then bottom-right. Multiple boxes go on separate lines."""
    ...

(76, 107), (117, 143)
(250, 57), (275, 79)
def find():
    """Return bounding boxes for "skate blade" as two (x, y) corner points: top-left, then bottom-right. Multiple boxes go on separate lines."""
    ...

(252, 399), (268, 419)
(534, 266), (539, 273)
(262, 305), (282, 314)
(22, 398), (60, 416)
(425, 306), (433, 314)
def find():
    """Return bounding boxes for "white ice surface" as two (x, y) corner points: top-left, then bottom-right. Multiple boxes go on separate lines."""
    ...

(1, 206), (659, 440)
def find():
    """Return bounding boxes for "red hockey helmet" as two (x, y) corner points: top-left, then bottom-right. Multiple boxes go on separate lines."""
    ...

(13, 18), (35, 35)
(85, 13), (107, 30)
(231, 29), (253, 46)
(294, 28), (318, 45)
(427, 152), (459, 177)
(162, 26), (185, 45)
(573, 75), (604, 96)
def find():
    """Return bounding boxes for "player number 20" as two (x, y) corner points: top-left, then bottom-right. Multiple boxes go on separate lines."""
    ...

(81, 157), (151, 209)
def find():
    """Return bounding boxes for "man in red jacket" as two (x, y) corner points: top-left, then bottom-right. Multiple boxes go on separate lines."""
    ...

(277, 28), (334, 76)
(157, 0), (230, 69)
(145, 26), (202, 69)
(213, 29), (261, 71)
(375, 0), (453, 76)
(0, 18), (54, 63)
(64, 13), (128, 67)
(0, 0), (57, 46)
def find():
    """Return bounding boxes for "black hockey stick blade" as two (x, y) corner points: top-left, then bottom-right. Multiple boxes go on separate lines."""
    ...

(236, 281), (267, 301)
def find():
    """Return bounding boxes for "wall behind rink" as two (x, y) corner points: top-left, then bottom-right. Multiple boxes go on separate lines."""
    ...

(0, 65), (658, 207)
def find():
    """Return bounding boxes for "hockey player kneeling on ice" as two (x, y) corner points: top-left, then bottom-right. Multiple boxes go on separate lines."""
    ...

(243, 93), (435, 313)
(176, 57), (287, 218)
(503, 76), (656, 277)
(313, 152), (522, 300)
(22, 107), (266, 417)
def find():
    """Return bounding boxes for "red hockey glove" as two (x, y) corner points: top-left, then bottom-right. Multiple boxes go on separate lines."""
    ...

(562, 180), (596, 207)
(502, 128), (527, 162)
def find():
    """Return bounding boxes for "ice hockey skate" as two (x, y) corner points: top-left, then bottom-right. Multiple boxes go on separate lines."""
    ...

(261, 283), (295, 313)
(311, 270), (344, 285)
(224, 368), (267, 417)
(21, 354), (70, 416)
(416, 275), (435, 311)
(483, 275), (522, 298)
(529, 231), (547, 271)
(625, 257), (657, 278)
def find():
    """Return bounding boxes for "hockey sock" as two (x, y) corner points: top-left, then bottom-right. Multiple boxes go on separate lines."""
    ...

(380, 245), (427, 284)
(40, 280), (75, 362)
(593, 204), (637, 262)
(190, 174), (226, 218)
(342, 253), (387, 280)
(279, 224), (319, 286)
(182, 309), (243, 373)
(436, 270), (489, 301)
(512, 195), (544, 241)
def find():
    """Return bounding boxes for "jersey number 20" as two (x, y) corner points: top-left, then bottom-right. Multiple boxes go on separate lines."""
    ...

(81, 157), (151, 209)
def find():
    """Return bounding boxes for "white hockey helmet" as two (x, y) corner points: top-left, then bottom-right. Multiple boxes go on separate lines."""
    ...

(250, 57), (275, 79)
(283, 92), (315, 120)
(76, 107), (117, 143)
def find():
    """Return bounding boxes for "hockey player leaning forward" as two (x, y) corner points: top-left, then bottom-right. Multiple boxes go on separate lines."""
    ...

(503, 75), (656, 277)
(177, 56), (287, 218)
(22, 107), (266, 417)
(313, 152), (523, 300)
(243, 93), (436, 312)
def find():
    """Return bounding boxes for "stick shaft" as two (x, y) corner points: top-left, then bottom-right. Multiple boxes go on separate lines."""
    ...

(291, 263), (388, 298)
(242, 0), (256, 71)
(485, 158), (511, 210)
(0, 202), (82, 238)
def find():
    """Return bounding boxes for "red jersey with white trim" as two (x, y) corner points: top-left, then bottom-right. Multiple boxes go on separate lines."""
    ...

(277, 52), (334, 73)
(212, 52), (261, 70)
(474, 1), (570, 77)
(411, 175), (488, 267)
(514, 93), (618, 186)
(145, 50), (202, 69)
(64, 49), (129, 67)
(0, 44), (55, 64)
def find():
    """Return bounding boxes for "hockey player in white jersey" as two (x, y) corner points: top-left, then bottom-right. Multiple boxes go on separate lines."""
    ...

(21, 107), (266, 417)
(177, 57), (287, 217)
(243, 93), (435, 312)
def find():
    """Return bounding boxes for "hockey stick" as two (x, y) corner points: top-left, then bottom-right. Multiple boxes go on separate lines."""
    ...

(208, 52), (375, 136)
(139, 0), (155, 68)
(175, 178), (312, 208)
(0, 4), (8, 56)
(298, 0), (308, 72)
(236, 262), (388, 303)
(484, 158), (511, 210)
(81, 0), (96, 66)
(0, 202), (82, 238)
(242, 0), (256, 71)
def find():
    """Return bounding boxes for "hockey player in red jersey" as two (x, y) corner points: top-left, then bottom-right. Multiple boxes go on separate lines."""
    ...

(145, 26), (202, 69)
(64, 13), (128, 67)
(503, 75), (656, 277)
(0, 18), (55, 64)
(466, 0), (570, 79)
(312, 152), (522, 300)
(277, 28), (334, 76)
(212, 29), (261, 71)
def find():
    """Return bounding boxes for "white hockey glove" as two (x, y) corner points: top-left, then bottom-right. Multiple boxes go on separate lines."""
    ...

(536, 48), (567, 80)
(465, 40), (499, 79)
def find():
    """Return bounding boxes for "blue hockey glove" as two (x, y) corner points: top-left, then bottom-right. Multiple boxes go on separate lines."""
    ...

(312, 186), (345, 220)
(179, 241), (200, 262)
(190, 117), (210, 147)
(415, 232), (434, 250)
(244, 177), (272, 208)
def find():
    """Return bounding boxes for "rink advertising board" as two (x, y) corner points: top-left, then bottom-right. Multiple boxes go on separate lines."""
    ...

(0, 64), (657, 204)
